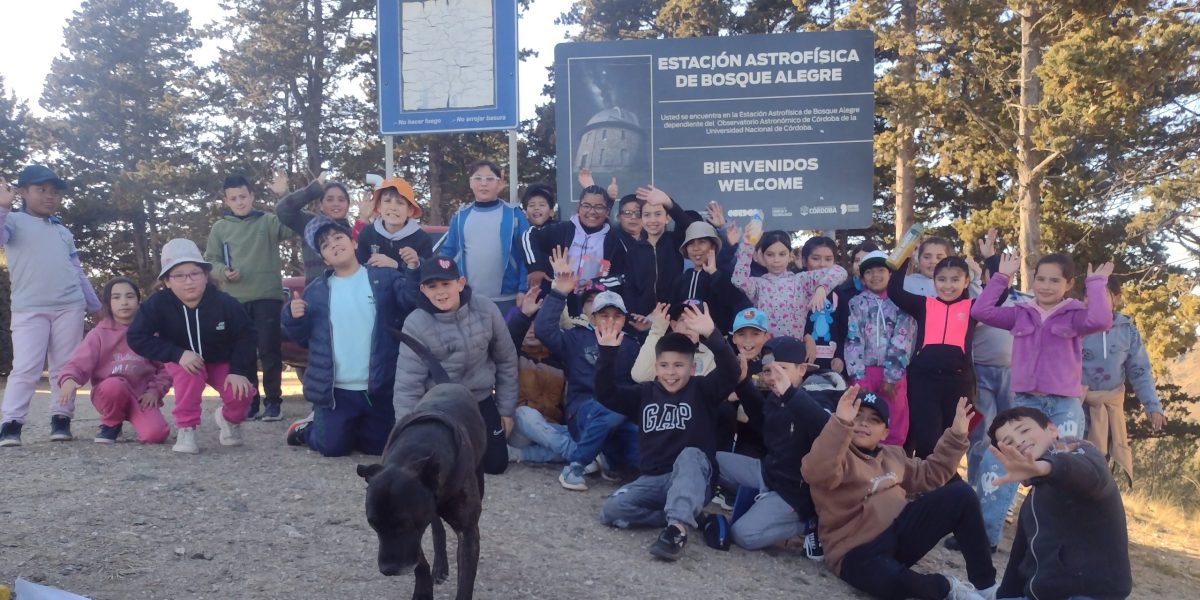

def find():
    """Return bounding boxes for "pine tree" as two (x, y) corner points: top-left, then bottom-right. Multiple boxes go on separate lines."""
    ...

(37, 0), (205, 286)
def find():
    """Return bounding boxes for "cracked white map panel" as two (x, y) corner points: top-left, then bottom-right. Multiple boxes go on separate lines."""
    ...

(401, 0), (497, 111)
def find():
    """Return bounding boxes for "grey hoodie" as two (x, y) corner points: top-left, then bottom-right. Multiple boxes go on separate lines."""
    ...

(1081, 313), (1161, 414)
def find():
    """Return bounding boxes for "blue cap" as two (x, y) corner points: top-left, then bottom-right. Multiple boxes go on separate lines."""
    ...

(762, 336), (807, 364)
(15, 165), (66, 190)
(732, 308), (769, 333)
(303, 215), (350, 251)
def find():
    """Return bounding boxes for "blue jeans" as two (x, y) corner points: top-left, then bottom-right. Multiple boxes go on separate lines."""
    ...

(512, 405), (576, 462)
(567, 399), (628, 466)
(513, 399), (635, 467)
(976, 393), (1086, 545)
(969, 364), (1013, 487)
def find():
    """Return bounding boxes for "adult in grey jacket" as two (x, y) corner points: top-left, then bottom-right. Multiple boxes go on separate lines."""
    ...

(393, 256), (518, 475)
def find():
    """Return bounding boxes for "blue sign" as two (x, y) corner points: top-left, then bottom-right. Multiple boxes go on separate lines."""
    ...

(377, 0), (519, 135)
(554, 31), (875, 231)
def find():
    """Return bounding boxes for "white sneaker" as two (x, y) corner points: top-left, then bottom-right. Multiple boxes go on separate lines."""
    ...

(945, 576), (983, 600)
(214, 409), (243, 446)
(173, 427), (199, 454)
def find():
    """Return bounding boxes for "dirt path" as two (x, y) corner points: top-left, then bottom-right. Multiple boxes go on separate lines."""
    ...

(0, 375), (1196, 599)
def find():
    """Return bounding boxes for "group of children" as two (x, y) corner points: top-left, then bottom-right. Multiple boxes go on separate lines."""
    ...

(0, 159), (1158, 599)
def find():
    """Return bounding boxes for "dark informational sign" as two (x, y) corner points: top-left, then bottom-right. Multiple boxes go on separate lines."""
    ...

(554, 30), (874, 230)
(378, 0), (519, 135)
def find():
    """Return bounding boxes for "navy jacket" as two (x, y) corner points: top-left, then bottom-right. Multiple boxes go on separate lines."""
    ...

(738, 381), (831, 517)
(533, 289), (639, 421)
(281, 265), (417, 408)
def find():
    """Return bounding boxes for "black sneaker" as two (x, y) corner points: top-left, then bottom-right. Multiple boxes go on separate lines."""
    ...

(803, 530), (825, 561)
(0, 421), (22, 447)
(649, 525), (687, 561)
(94, 423), (122, 444)
(246, 396), (261, 420)
(943, 535), (998, 554)
(49, 415), (73, 441)
(286, 416), (313, 447)
(261, 400), (283, 422)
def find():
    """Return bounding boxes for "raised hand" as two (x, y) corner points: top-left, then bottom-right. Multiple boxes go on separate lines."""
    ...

(998, 252), (1021, 277)
(950, 397), (975, 436)
(179, 350), (205, 375)
(549, 245), (577, 294)
(594, 318), (624, 347)
(965, 257), (982, 279)
(607, 177), (619, 200)
(834, 384), (862, 424)
(726, 221), (743, 247)
(627, 313), (653, 332)
(635, 185), (672, 208)
(517, 290), (544, 317)
(765, 361), (792, 396)
(289, 289), (307, 318)
(268, 169), (289, 197)
(578, 168), (595, 189)
(702, 248), (718, 274)
(356, 191), (375, 223)
(977, 227), (998, 259)
(0, 178), (14, 210)
(680, 302), (716, 337)
(706, 201), (726, 228)
(989, 442), (1051, 485)
(1088, 261), (1115, 278)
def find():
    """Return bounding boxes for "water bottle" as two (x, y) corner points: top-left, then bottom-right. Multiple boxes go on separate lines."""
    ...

(887, 222), (926, 269)
(744, 210), (764, 245)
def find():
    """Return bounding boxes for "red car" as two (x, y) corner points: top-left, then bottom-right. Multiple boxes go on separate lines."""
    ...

(281, 224), (447, 379)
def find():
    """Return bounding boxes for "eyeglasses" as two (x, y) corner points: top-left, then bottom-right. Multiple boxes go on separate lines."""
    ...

(469, 176), (500, 183)
(579, 203), (610, 214)
(619, 210), (642, 218)
(168, 271), (206, 282)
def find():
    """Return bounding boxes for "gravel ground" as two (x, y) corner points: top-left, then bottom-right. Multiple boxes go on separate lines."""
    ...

(0, 375), (1190, 599)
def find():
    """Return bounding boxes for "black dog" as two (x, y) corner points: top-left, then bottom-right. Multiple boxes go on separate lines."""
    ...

(357, 382), (487, 600)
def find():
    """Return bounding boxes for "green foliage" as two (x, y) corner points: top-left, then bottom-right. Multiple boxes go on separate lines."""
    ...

(0, 76), (28, 176)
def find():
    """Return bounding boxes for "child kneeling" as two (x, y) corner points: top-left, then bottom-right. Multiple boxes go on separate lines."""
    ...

(989, 407), (1131, 600)
(284, 217), (417, 456)
(58, 277), (172, 444)
(802, 388), (997, 600)
(127, 239), (257, 454)
(594, 303), (740, 561)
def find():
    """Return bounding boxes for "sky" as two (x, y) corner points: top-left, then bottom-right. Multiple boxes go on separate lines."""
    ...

(0, 0), (571, 121)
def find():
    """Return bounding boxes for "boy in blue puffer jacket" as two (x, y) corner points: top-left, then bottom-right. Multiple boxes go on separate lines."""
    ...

(283, 216), (418, 456)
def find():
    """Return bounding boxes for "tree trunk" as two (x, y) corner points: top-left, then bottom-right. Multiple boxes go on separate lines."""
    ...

(303, 0), (325, 176)
(1016, 2), (1043, 289)
(894, 0), (917, 243)
(427, 139), (446, 226)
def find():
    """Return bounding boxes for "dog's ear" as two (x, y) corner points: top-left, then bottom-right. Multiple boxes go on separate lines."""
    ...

(357, 463), (384, 482)
(409, 453), (441, 490)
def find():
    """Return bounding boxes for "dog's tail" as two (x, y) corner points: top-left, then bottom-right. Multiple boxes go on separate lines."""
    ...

(395, 329), (451, 385)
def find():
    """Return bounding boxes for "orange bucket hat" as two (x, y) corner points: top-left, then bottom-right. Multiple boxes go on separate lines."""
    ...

(371, 177), (421, 218)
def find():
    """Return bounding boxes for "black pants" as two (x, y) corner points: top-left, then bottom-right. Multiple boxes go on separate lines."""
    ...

(840, 481), (996, 600)
(242, 299), (283, 403)
(905, 366), (974, 458)
(478, 396), (508, 475)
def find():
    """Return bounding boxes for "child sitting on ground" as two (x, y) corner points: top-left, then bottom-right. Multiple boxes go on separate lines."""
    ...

(719, 336), (829, 554)
(802, 388), (998, 600)
(988, 407), (1131, 600)
(58, 277), (172, 444)
(127, 239), (257, 454)
(283, 216), (418, 456)
(594, 303), (741, 562)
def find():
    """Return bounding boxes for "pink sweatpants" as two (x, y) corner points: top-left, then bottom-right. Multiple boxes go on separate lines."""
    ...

(1, 308), (85, 424)
(165, 362), (251, 429)
(91, 378), (170, 443)
(852, 366), (910, 447)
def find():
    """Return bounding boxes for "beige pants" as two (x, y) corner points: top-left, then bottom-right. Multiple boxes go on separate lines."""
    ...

(1084, 385), (1132, 481)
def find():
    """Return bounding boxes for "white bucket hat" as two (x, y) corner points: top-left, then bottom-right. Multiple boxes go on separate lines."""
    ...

(159, 239), (211, 279)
